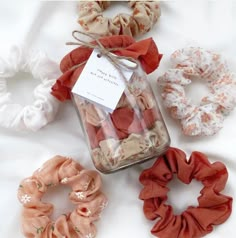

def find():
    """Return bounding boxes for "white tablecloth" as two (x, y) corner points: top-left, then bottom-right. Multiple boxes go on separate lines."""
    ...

(0, 1), (235, 237)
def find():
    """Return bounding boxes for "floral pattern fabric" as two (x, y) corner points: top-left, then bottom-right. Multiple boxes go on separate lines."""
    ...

(78, 1), (161, 37)
(73, 70), (170, 173)
(157, 47), (236, 136)
(92, 120), (169, 171)
(17, 156), (108, 238)
(52, 34), (169, 173)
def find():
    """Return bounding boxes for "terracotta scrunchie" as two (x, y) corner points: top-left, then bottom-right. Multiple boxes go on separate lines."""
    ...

(17, 156), (108, 238)
(139, 147), (232, 238)
(78, 1), (161, 37)
(51, 34), (162, 101)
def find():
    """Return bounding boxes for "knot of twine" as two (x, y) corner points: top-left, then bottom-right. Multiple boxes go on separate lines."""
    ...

(66, 30), (138, 76)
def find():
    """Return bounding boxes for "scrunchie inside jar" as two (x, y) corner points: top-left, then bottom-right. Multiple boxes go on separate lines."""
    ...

(52, 34), (170, 173)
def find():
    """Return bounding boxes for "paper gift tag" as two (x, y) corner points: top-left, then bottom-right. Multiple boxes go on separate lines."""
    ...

(72, 49), (135, 112)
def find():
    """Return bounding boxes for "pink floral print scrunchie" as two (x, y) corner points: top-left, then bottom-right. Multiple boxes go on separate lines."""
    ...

(17, 156), (108, 238)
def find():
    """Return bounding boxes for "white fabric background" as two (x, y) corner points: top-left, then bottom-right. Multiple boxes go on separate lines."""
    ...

(0, 1), (235, 237)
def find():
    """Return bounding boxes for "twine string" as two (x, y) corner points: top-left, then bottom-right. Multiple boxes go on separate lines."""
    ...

(66, 30), (139, 74)
(67, 30), (141, 115)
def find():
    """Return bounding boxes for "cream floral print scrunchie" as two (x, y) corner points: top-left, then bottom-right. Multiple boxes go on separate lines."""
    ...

(78, 1), (161, 37)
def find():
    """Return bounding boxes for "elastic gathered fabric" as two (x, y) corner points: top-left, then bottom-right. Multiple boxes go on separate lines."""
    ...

(157, 47), (236, 136)
(0, 46), (61, 131)
(51, 34), (162, 101)
(92, 120), (169, 170)
(17, 156), (108, 238)
(84, 106), (159, 149)
(51, 34), (166, 172)
(78, 1), (161, 37)
(139, 147), (233, 238)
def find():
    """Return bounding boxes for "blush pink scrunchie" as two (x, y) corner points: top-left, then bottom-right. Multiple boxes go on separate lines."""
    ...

(139, 147), (233, 238)
(17, 156), (108, 238)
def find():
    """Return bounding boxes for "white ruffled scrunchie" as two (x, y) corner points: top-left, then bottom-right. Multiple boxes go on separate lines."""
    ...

(0, 46), (61, 131)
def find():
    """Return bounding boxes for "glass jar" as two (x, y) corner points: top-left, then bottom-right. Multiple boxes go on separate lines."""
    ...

(72, 67), (170, 173)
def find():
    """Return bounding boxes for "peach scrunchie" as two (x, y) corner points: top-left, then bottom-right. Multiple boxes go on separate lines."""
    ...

(139, 147), (233, 238)
(157, 47), (236, 136)
(78, 1), (161, 37)
(17, 156), (108, 238)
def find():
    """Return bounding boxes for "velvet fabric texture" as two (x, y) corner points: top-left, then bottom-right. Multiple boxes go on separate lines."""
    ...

(139, 147), (233, 238)
(17, 156), (108, 238)
(51, 34), (162, 101)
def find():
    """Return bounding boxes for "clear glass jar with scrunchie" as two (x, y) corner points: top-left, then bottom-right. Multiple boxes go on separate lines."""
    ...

(52, 33), (170, 173)
(72, 72), (170, 173)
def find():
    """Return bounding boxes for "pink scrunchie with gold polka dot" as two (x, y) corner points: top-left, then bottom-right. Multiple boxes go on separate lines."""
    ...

(17, 156), (108, 238)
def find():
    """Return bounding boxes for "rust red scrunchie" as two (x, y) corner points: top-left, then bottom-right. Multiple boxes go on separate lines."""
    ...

(51, 34), (162, 101)
(86, 107), (158, 149)
(139, 147), (233, 238)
